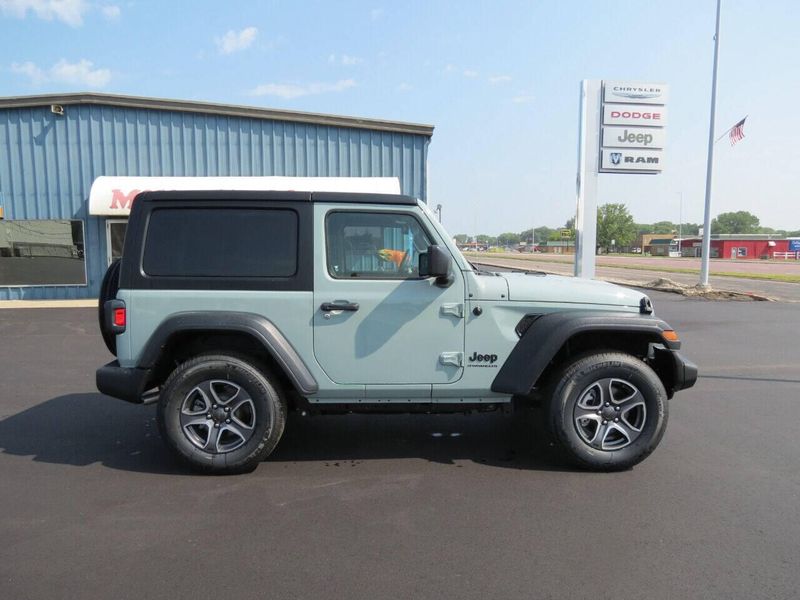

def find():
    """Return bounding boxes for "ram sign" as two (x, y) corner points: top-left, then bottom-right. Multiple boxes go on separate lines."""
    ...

(599, 80), (668, 174)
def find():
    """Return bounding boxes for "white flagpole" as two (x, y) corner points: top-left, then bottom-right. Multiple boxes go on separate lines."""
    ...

(700, 0), (722, 287)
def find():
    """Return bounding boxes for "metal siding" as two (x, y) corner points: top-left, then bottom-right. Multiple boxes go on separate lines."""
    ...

(0, 103), (429, 299)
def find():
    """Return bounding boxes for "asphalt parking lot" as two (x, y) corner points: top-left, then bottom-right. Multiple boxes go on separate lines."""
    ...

(1, 292), (799, 600)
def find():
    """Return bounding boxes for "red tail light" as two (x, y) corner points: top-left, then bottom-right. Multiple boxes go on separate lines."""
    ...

(113, 307), (126, 328)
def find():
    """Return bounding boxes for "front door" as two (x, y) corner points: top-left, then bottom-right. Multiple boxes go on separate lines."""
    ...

(312, 205), (465, 386)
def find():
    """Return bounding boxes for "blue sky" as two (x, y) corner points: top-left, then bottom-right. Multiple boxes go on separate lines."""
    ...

(2, 0), (799, 235)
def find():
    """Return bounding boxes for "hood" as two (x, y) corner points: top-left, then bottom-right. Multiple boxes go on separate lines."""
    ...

(501, 272), (646, 309)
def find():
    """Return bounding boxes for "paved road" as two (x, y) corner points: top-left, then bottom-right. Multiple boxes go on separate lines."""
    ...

(472, 254), (800, 301)
(1, 299), (799, 600)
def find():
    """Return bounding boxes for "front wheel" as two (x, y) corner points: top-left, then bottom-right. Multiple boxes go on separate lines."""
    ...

(157, 354), (287, 474)
(547, 352), (668, 471)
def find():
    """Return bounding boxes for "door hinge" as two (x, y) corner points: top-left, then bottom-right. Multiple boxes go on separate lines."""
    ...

(439, 352), (464, 367)
(440, 303), (464, 319)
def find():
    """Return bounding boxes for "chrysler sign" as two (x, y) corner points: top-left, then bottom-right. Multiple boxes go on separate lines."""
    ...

(603, 81), (668, 105)
(599, 80), (668, 174)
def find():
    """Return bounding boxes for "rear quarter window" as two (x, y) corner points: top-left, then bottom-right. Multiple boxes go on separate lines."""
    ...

(142, 208), (298, 277)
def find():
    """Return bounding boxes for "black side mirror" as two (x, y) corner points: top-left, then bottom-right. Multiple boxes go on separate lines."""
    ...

(419, 245), (453, 286)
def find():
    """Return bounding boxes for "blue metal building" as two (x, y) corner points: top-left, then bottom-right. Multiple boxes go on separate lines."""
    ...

(0, 92), (433, 300)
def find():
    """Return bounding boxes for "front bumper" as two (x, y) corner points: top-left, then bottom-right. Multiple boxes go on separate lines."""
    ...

(96, 360), (153, 404)
(652, 347), (698, 395)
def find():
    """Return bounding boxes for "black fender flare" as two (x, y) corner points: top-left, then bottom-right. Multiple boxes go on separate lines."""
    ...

(138, 311), (319, 395)
(491, 311), (679, 395)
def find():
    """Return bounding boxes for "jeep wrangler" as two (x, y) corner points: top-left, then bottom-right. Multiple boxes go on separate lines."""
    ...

(97, 190), (696, 474)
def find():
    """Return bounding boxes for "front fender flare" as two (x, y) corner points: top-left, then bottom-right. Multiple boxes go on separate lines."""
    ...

(491, 311), (678, 395)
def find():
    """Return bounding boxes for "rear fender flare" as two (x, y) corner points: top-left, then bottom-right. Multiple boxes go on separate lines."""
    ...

(137, 311), (318, 395)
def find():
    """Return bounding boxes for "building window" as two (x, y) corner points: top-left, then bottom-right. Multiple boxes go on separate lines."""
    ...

(737, 247), (747, 257)
(326, 211), (432, 279)
(106, 219), (127, 266)
(142, 208), (298, 278)
(0, 220), (86, 286)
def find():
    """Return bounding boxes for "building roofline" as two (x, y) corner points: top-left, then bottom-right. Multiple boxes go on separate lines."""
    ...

(0, 92), (435, 137)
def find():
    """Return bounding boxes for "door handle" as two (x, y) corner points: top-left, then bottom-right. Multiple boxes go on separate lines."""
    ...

(320, 301), (360, 312)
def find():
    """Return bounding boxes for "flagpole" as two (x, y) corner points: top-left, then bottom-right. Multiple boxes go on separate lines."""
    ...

(700, 0), (722, 288)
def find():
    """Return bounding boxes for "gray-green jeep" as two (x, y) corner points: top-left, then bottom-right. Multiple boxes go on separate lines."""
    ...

(97, 190), (696, 474)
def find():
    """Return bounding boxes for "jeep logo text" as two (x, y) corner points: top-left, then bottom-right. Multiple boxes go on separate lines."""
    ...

(469, 352), (497, 364)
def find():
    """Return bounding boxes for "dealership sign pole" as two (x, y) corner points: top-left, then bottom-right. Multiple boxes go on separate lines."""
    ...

(575, 80), (668, 278)
(574, 80), (601, 278)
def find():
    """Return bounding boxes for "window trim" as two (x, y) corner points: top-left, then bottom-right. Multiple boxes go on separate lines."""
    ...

(324, 209), (435, 281)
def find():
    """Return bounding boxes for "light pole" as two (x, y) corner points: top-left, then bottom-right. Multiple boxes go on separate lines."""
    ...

(700, 0), (722, 287)
(435, 204), (442, 223)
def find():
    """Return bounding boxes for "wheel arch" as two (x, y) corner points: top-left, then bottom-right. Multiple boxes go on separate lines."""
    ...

(492, 311), (679, 397)
(138, 312), (318, 397)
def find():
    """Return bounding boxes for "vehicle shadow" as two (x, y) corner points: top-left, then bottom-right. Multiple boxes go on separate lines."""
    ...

(0, 393), (578, 474)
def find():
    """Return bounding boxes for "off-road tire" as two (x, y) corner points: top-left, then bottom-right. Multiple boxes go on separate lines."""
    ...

(157, 354), (287, 474)
(98, 259), (121, 355)
(547, 351), (668, 471)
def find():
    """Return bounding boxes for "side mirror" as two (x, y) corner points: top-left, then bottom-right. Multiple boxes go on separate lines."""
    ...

(419, 245), (453, 286)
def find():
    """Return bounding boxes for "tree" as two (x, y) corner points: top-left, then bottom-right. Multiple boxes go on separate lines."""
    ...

(597, 203), (637, 251)
(497, 232), (520, 247)
(651, 220), (676, 234)
(520, 227), (554, 244)
(453, 234), (469, 244)
(711, 211), (760, 234)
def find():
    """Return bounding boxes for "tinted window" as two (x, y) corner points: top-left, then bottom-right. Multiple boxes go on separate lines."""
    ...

(326, 211), (432, 279)
(143, 208), (297, 277)
(0, 220), (86, 286)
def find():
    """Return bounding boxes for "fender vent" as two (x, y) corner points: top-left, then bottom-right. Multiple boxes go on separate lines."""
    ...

(515, 314), (542, 338)
(640, 296), (654, 314)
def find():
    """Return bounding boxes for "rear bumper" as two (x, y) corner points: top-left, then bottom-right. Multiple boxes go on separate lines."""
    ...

(96, 360), (153, 404)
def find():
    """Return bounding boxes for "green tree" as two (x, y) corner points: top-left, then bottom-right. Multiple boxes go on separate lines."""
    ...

(651, 220), (676, 234)
(711, 211), (760, 234)
(453, 234), (469, 244)
(497, 232), (521, 247)
(597, 203), (637, 251)
(519, 227), (554, 244)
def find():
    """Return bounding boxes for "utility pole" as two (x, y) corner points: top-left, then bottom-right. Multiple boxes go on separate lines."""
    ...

(700, 0), (722, 287)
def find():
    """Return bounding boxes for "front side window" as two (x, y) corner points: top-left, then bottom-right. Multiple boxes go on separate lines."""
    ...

(326, 211), (433, 279)
(143, 208), (298, 277)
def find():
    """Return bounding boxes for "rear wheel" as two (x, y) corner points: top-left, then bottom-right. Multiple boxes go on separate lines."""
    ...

(157, 354), (287, 474)
(547, 352), (668, 471)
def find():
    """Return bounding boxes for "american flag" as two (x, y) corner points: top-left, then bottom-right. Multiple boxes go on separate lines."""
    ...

(729, 117), (746, 146)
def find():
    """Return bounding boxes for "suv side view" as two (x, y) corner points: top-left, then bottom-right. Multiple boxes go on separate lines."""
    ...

(97, 189), (696, 474)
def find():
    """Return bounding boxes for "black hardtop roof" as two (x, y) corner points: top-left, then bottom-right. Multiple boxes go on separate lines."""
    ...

(135, 190), (418, 206)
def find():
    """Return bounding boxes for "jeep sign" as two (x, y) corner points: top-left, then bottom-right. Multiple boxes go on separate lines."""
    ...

(602, 126), (666, 149)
